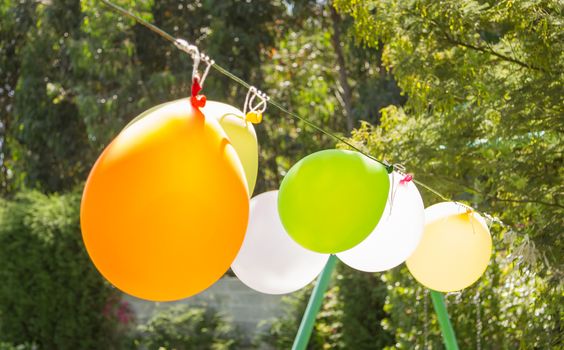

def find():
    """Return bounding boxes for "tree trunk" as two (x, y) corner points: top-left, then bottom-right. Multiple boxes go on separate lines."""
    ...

(329, 5), (354, 132)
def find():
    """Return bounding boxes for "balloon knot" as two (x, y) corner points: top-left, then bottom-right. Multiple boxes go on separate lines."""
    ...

(245, 111), (263, 124)
(190, 76), (206, 108)
(191, 94), (207, 108)
(191, 76), (202, 97)
(400, 174), (413, 185)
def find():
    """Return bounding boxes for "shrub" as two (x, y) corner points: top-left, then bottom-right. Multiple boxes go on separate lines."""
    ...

(259, 263), (393, 349)
(0, 191), (129, 349)
(136, 305), (240, 350)
(257, 286), (311, 349)
(0, 343), (36, 350)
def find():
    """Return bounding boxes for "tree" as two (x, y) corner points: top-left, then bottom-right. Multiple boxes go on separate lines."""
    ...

(334, 0), (562, 265)
(256, 0), (402, 192)
(333, 0), (563, 347)
(0, 0), (401, 196)
(0, 0), (92, 194)
(0, 0), (285, 194)
(0, 191), (130, 349)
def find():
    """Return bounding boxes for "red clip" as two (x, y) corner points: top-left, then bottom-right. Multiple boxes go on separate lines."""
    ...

(399, 174), (413, 185)
(190, 77), (206, 108)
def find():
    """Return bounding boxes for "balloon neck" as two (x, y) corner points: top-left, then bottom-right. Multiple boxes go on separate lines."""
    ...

(191, 76), (202, 96)
(399, 174), (413, 185)
(191, 94), (207, 108)
(190, 76), (206, 108)
(245, 111), (263, 124)
(458, 210), (473, 221)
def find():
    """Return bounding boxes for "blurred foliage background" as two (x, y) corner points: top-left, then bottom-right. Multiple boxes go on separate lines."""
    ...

(0, 0), (562, 349)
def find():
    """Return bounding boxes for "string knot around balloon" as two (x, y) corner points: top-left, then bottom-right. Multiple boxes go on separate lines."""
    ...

(175, 38), (214, 108)
(400, 174), (413, 184)
(244, 86), (269, 124)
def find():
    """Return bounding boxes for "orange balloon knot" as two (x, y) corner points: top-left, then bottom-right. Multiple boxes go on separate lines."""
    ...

(190, 76), (206, 108)
(191, 94), (207, 108)
(399, 174), (413, 185)
(245, 111), (262, 124)
(191, 76), (202, 96)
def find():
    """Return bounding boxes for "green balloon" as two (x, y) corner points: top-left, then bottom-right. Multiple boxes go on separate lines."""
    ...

(278, 149), (390, 253)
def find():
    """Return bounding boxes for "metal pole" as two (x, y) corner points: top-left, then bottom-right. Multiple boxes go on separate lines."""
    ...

(291, 255), (338, 350)
(430, 290), (460, 350)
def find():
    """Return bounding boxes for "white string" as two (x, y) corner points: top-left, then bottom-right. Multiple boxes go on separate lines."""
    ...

(174, 39), (199, 79)
(243, 87), (254, 115)
(174, 39), (214, 87)
(198, 53), (214, 88)
(244, 86), (269, 115)
(388, 164), (409, 217)
(388, 171), (396, 217)
(393, 163), (406, 175)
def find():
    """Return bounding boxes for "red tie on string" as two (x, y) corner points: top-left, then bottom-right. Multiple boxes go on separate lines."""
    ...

(400, 174), (413, 185)
(190, 76), (206, 108)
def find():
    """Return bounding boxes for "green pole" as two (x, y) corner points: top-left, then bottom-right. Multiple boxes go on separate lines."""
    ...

(430, 290), (459, 350)
(291, 255), (338, 350)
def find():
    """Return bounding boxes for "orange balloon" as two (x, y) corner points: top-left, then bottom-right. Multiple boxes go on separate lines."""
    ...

(80, 99), (249, 301)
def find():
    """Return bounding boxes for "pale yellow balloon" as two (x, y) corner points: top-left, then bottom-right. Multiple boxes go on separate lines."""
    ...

(201, 101), (258, 195)
(406, 202), (492, 292)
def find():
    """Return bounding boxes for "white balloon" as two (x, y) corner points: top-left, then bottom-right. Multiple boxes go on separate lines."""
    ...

(337, 172), (424, 272)
(231, 191), (329, 294)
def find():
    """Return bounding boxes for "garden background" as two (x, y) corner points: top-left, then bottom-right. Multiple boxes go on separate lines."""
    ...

(0, 0), (562, 349)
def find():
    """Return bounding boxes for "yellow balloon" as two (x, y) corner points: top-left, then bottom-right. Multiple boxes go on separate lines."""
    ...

(406, 202), (492, 292)
(201, 101), (258, 196)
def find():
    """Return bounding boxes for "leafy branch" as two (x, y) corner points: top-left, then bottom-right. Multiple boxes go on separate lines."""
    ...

(487, 196), (564, 210)
(419, 13), (559, 74)
(442, 33), (552, 74)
